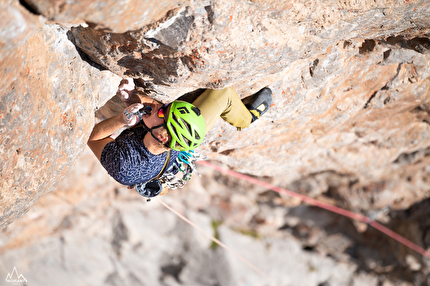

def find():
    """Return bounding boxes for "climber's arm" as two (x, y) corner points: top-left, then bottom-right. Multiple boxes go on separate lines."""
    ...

(88, 103), (144, 160)
(87, 114), (126, 161)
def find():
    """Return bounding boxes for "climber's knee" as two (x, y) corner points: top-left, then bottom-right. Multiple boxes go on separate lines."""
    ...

(216, 87), (237, 105)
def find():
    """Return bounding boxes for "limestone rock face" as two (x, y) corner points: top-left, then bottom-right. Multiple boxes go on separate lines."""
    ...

(70, 0), (430, 214)
(21, 0), (188, 33)
(0, 0), (42, 62)
(70, 0), (430, 97)
(0, 23), (121, 228)
(0, 148), (404, 286)
(1, 0), (430, 284)
(2, 0), (430, 252)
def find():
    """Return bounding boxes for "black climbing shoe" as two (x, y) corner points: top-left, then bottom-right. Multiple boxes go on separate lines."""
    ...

(245, 87), (272, 123)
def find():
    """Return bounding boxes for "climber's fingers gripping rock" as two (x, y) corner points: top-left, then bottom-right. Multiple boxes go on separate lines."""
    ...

(117, 78), (135, 101)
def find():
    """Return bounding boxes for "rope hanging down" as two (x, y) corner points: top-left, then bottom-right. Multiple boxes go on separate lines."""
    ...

(158, 200), (278, 286)
(197, 160), (430, 260)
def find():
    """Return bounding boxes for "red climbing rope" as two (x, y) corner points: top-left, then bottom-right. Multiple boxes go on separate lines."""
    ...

(197, 160), (430, 259)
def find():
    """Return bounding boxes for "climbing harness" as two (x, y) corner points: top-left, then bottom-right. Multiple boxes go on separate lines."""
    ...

(134, 179), (163, 199)
(124, 104), (207, 195)
(131, 150), (206, 201)
(128, 148), (206, 199)
(129, 150), (171, 201)
(159, 150), (207, 189)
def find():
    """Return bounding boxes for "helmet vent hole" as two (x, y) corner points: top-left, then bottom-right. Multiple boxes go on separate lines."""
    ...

(172, 113), (181, 125)
(168, 121), (179, 138)
(167, 101), (206, 151)
(182, 137), (191, 146)
(192, 107), (201, 116)
(181, 119), (192, 133)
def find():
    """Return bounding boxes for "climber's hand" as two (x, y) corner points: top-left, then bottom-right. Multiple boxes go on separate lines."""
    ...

(123, 103), (143, 126)
(117, 78), (135, 101)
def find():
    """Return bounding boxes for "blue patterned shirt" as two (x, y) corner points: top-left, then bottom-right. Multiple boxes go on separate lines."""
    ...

(100, 126), (179, 185)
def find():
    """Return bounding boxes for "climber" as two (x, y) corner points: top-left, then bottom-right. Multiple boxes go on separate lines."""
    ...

(87, 86), (272, 198)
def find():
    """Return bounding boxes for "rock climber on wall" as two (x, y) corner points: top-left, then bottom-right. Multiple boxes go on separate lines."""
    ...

(88, 79), (273, 200)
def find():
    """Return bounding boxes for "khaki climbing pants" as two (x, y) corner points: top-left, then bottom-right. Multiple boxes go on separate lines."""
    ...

(192, 87), (253, 132)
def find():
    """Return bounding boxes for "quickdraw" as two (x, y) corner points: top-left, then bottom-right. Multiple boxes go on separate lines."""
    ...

(123, 105), (152, 121)
(160, 150), (207, 189)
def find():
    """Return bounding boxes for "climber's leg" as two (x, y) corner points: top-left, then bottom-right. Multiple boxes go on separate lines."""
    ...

(192, 87), (253, 132)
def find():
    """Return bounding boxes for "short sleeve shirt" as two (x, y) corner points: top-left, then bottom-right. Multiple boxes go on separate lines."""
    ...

(100, 126), (179, 185)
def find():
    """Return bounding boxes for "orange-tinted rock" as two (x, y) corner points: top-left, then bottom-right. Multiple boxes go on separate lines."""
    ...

(0, 1), (42, 62)
(1, 0), (430, 282)
(70, 1), (430, 98)
(21, 0), (188, 33)
(70, 0), (430, 214)
(0, 24), (121, 228)
(1, 0), (430, 227)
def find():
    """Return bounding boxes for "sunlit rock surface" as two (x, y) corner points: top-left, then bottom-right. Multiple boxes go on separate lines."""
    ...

(0, 23), (121, 228)
(20, 0), (188, 33)
(70, 0), (430, 214)
(0, 0), (42, 62)
(70, 0), (430, 97)
(0, 148), (405, 286)
(1, 0), (430, 284)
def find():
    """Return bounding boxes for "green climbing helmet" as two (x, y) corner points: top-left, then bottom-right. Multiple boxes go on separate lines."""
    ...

(166, 101), (206, 151)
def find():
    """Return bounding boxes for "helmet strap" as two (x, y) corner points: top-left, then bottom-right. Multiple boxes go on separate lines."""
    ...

(140, 120), (167, 145)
